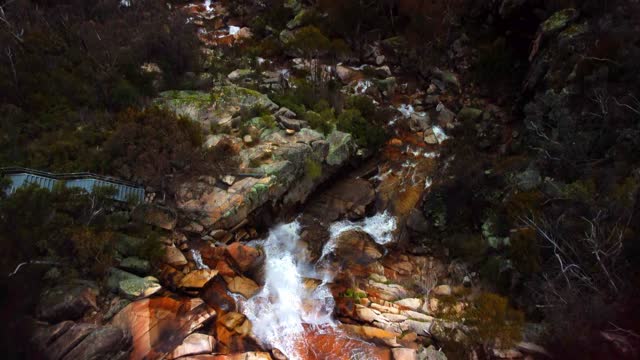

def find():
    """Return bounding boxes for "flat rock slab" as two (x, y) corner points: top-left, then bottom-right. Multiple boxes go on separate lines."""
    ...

(111, 297), (216, 360)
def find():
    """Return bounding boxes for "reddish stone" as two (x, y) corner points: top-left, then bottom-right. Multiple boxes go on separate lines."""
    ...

(111, 297), (216, 360)
(201, 276), (237, 313)
(226, 242), (264, 273)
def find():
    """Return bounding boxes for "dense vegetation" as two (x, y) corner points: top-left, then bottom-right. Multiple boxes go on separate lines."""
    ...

(0, 0), (202, 173)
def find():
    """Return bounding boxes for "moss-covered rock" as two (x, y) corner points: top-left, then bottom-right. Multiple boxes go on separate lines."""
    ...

(457, 107), (484, 123)
(326, 130), (355, 166)
(156, 90), (212, 122)
(118, 257), (151, 276)
(541, 8), (578, 36)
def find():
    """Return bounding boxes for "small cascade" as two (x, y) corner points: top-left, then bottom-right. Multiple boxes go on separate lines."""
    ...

(320, 212), (398, 262)
(190, 249), (209, 270)
(239, 222), (336, 359)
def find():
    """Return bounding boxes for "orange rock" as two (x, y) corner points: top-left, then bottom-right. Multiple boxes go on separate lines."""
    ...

(201, 277), (237, 313)
(169, 333), (216, 359)
(224, 275), (260, 299)
(111, 297), (216, 360)
(341, 324), (400, 347)
(226, 242), (264, 273)
(219, 312), (246, 331)
(179, 269), (219, 289)
(215, 260), (237, 277)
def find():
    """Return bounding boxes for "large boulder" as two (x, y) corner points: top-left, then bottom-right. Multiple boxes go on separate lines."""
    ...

(157, 86), (278, 129)
(164, 245), (188, 267)
(336, 65), (361, 84)
(179, 269), (219, 289)
(341, 324), (400, 347)
(201, 276), (237, 313)
(392, 348), (417, 360)
(170, 333), (216, 359)
(333, 230), (383, 265)
(37, 282), (99, 323)
(326, 131), (356, 166)
(176, 176), (273, 230)
(112, 297), (216, 360)
(119, 257), (151, 276)
(226, 243), (264, 274)
(155, 90), (213, 124)
(32, 321), (132, 360)
(132, 204), (177, 230)
(302, 178), (375, 223)
(224, 275), (260, 299)
(107, 268), (162, 299)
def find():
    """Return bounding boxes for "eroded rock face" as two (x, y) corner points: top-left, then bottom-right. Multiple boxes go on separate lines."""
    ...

(32, 321), (132, 360)
(224, 275), (260, 299)
(156, 85), (278, 129)
(201, 276), (237, 313)
(177, 176), (273, 230)
(179, 269), (219, 289)
(111, 297), (216, 360)
(333, 229), (383, 266)
(226, 242), (265, 274)
(37, 282), (98, 323)
(169, 333), (216, 359)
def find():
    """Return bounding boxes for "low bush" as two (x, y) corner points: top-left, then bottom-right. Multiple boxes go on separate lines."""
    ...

(465, 292), (525, 347)
(336, 109), (386, 149)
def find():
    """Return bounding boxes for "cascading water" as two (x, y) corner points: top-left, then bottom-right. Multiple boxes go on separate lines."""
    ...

(237, 220), (389, 359)
(319, 212), (397, 262)
(239, 221), (337, 359)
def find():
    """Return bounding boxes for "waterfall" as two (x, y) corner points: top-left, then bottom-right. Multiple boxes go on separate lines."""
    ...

(240, 221), (336, 360)
(190, 249), (209, 270)
(319, 211), (397, 267)
(329, 211), (397, 246)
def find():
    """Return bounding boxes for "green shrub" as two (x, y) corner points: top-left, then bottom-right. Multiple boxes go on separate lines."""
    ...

(239, 103), (273, 123)
(304, 110), (335, 135)
(346, 95), (376, 118)
(564, 178), (597, 203)
(336, 109), (386, 149)
(288, 26), (331, 58)
(0, 184), (143, 278)
(465, 293), (525, 347)
(342, 288), (367, 299)
(444, 232), (488, 260)
(103, 107), (207, 190)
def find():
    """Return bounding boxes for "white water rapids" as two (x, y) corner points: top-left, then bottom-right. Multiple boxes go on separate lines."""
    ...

(239, 221), (336, 359)
(237, 213), (397, 359)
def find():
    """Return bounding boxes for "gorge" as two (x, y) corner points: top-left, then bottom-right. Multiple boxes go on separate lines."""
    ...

(1, 0), (640, 359)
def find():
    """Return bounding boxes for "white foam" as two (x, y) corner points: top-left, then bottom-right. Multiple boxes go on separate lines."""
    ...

(240, 222), (336, 360)
(424, 177), (433, 189)
(190, 249), (209, 270)
(354, 80), (373, 94)
(398, 104), (414, 118)
(432, 125), (449, 143)
(328, 211), (397, 246)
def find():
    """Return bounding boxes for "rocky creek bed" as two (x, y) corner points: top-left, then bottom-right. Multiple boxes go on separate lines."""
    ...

(16, 1), (566, 359)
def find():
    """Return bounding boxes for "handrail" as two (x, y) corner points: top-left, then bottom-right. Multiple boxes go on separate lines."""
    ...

(0, 167), (145, 189)
(1, 166), (267, 184)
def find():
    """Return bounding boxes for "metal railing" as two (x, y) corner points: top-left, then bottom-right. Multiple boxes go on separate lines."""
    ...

(1, 167), (145, 203)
